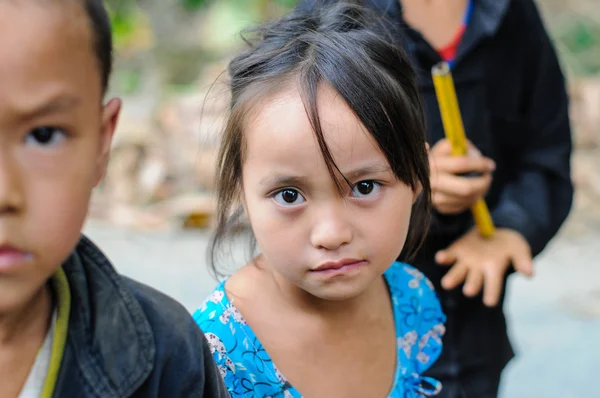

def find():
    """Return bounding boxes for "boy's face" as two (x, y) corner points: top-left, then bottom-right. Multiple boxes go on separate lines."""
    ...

(0, 1), (120, 313)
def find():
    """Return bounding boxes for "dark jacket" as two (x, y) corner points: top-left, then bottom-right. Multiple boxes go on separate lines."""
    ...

(53, 236), (229, 398)
(298, 0), (573, 395)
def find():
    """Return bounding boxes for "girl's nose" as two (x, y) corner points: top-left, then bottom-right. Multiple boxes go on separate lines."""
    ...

(310, 206), (353, 251)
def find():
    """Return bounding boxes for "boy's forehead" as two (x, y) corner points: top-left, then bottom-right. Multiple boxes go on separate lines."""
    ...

(0, 0), (90, 50)
(0, 0), (101, 111)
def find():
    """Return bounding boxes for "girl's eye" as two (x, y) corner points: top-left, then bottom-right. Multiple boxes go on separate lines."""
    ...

(273, 189), (306, 207)
(25, 127), (66, 147)
(351, 181), (381, 198)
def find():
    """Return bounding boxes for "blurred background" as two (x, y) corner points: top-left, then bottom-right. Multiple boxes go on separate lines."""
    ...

(85, 1), (600, 397)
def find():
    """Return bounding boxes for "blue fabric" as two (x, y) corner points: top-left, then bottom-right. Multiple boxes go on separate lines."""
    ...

(446, 0), (475, 69)
(193, 262), (446, 397)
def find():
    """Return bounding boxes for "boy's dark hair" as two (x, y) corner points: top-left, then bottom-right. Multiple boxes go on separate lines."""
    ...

(210, 2), (431, 276)
(83, 0), (113, 93)
(25, 1), (112, 91)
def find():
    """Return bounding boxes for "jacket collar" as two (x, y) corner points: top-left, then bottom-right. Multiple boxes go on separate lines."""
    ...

(59, 235), (155, 397)
(471, 0), (512, 37)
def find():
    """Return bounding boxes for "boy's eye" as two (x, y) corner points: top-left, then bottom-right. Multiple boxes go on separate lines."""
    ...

(351, 181), (381, 198)
(25, 127), (66, 147)
(273, 189), (306, 207)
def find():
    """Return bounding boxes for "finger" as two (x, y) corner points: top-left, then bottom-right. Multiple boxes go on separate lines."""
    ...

(512, 247), (534, 277)
(435, 249), (457, 266)
(462, 268), (484, 297)
(482, 268), (504, 307)
(466, 141), (482, 158)
(432, 192), (472, 215)
(431, 155), (496, 175)
(429, 139), (453, 156)
(441, 262), (469, 290)
(432, 173), (492, 200)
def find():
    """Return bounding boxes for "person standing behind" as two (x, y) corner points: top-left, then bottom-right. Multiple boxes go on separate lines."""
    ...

(297, 0), (574, 397)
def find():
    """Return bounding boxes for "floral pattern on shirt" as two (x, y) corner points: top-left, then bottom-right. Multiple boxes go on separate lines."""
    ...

(193, 262), (446, 397)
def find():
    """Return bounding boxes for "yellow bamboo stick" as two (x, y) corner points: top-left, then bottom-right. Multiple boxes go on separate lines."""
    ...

(431, 62), (495, 238)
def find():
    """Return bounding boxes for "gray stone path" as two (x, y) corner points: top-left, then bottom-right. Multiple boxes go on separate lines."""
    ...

(83, 219), (600, 398)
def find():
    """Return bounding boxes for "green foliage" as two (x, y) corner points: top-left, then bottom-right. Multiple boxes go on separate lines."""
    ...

(560, 21), (598, 53)
(106, 0), (139, 49)
(178, 0), (297, 12)
(179, 0), (211, 11)
(196, 0), (296, 9)
(554, 17), (600, 76)
(107, 0), (298, 44)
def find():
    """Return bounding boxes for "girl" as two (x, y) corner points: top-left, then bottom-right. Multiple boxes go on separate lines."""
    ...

(194, 3), (446, 397)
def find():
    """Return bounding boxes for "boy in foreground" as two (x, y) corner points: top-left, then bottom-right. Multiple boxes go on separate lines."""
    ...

(0, 0), (228, 396)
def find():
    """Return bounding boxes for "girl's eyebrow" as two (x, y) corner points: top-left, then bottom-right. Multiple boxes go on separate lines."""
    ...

(259, 163), (391, 187)
(260, 175), (309, 187)
(342, 163), (391, 181)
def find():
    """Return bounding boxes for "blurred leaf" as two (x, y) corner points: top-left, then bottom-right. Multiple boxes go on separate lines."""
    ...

(277, 0), (298, 7)
(559, 18), (599, 49)
(108, 5), (153, 53)
(554, 17), (600, 76)
(113, 68), (142, 95)
(179, 0), (211, 11)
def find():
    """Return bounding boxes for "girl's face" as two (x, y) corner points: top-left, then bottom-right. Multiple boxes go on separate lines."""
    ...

(241, 84), (419, 301)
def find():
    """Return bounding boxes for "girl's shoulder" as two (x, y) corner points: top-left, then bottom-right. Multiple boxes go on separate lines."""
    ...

(384, 261), (436, 295)
(386, 262), (446, 394)
(192, 283), (292, 397)
(192, 281), (246, 338)
(384, 262), (444, 330)
(192, 269), (260, 336)
(192, 283), (245, 392)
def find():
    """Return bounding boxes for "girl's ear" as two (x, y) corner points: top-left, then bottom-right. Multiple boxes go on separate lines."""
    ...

(238, 187), (250, 223)
(413, 182), (423, 204)
(417, 142), (429, 204)
(239, 183), (247, 215)
(242, 200), (249, 218)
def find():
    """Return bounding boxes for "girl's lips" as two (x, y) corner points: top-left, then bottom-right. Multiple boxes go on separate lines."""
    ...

(311, 259), (368, 276)
(313, 258), (365, 272)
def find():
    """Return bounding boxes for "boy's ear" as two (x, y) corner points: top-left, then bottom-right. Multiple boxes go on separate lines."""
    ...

(95, 97), (121, 186)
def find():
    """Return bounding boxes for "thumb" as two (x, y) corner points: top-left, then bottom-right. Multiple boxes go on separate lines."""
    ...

(512, 247), (534, 277)
(435, 249), (456, 266)
(430, 139), (453, 156)
(467, 140), (482, 158)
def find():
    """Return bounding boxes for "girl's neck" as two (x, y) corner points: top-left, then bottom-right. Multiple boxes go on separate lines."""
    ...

(0, 285), (52, 346)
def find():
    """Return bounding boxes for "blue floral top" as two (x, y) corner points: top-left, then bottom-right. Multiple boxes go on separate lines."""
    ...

(193, 262), (446, 397)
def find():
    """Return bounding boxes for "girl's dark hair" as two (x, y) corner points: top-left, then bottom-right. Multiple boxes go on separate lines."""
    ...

(210, 2), (431, 277)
